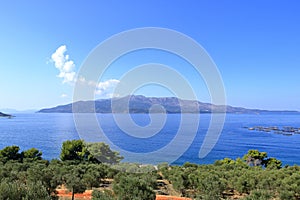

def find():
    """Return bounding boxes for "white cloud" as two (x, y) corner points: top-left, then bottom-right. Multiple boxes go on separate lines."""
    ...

(50, 46), (121, 99)
(61, 94), (68, 98)
(95, 79), (120, 98)
(51, 45), (76, 84)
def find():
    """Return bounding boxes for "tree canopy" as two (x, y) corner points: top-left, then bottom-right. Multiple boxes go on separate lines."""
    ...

(0, 142), (298, 200)
(243, 149), (282, 169)
(60, 140), (123, 164)
(86, 142), (123, 164)
(0, 146), (43, 163)
(113, 173), (156, 200)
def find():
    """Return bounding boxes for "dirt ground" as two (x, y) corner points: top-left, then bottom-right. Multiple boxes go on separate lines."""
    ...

(56, 189), (192, 200)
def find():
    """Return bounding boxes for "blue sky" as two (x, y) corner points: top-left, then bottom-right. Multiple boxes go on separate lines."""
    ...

(0, 1), (299, 110)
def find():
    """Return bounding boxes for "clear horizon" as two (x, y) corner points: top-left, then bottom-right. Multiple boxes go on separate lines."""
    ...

(1, 1), (300, 111)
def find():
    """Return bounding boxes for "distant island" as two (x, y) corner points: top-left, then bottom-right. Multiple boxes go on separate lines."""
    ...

(0, 112), (13, 118)
(38, 95), (299, 114)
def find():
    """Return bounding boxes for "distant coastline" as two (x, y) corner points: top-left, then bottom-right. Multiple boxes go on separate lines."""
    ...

(0, 112), (13, 118)
(37, 95), (299, 114)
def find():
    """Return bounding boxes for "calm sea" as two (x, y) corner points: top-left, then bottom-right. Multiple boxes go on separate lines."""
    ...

(0, 113), (300, 165)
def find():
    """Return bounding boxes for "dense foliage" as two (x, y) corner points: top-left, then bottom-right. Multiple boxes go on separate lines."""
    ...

(159, 151), (297, 200)
(60, 139), (123, 164)
(112, 173), (156, 200)
(0, 140), (299, 200)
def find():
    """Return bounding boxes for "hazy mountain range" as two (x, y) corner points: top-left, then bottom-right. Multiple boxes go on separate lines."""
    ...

(0, 109), (37, 114)
(37, 95), (299, 114)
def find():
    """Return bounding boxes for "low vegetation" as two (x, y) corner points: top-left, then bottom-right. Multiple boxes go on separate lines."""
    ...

(0, 140), (299, 200)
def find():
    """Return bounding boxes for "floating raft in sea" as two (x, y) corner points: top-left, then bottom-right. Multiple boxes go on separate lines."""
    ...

(245, 126), (300, 136)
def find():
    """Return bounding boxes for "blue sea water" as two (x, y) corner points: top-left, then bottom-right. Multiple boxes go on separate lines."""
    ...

(0, 113), (300, 165)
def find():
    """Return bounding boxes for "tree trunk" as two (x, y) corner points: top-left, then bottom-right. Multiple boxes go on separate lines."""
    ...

(71, 188), (75, 200)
